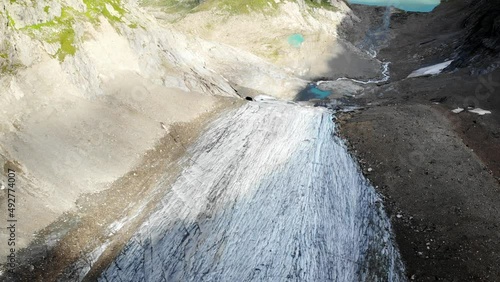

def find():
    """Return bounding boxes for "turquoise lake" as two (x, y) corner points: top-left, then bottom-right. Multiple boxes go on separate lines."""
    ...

(347, 0), (440, 12)
(288, 34), (305, 48)
(296, 84), (332, 101)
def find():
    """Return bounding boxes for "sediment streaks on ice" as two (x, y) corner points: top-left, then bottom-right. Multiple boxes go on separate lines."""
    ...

(99, 101), (405, 282)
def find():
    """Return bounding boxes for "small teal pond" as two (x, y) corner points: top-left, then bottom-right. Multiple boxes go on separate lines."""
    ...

(288, 34), (304, 48)
(296, 84), (331, 101)
(347, 0), (440, 12)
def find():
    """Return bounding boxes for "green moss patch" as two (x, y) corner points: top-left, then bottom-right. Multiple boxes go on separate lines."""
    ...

(7, 12), (16, 28)
(141, 0), (200, 13)
(83, 0), (126, 23)
(197, 0), (278, 14)
(18, 0), (128, 62)
(21, 7), (79, 62)
(1, 62), (24, 75)
(54, 28), (76, 61)
(305, 0), (339, 11)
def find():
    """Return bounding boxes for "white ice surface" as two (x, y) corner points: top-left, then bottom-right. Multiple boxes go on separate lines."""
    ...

(254, 95), (277, 101)
(98, 102), (405, 282)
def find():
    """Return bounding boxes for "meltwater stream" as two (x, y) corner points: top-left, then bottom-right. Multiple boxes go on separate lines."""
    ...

(99, 101), (405, 281)
(297, 6), (393, 101)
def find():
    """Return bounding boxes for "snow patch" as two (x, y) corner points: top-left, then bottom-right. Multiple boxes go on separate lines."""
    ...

(254, 95), (277, 102)
(407, 60), (453, 78)
(452, 108), (464, 114)
(468, 108), (492, 115)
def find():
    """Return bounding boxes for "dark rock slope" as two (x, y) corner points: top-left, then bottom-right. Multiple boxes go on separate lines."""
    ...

(450, 0), (500, 72)
(339, 0), (500, 281)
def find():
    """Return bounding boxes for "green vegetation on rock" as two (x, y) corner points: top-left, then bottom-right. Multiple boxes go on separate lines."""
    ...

(305, 0), (339, 11)
(0, 30), (23, 75)
(83, 0), (126, 23)
(1, 62), (24, 75)
(18, 0), (128, 62)
(197, 0), (278, 14)
(7, 12), (16, 28)
(0, 45), (23, 75)
(141, 0), (200, 13)
(21, 7), (79, 62)
(141, 0), (339, 17)
(55, 28), (76, 62)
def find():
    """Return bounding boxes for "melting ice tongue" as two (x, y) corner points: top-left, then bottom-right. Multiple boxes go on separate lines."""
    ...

(99, 101), (405, 281)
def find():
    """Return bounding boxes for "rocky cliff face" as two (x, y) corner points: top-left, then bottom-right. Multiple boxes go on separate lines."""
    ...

(450, 0), (500, 73)
(0, 0), (231, 259)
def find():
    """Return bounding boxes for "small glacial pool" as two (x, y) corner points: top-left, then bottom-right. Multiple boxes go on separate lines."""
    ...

(347, 0), (440, 12)
(288, 34), (305, 47)
(296, 83), (331, 101)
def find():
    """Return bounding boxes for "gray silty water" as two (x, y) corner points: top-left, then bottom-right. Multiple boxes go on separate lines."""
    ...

(99, 101), (406, 281)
